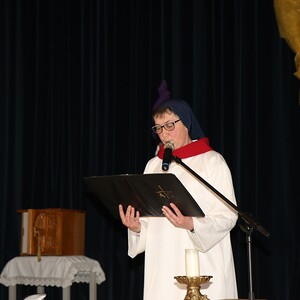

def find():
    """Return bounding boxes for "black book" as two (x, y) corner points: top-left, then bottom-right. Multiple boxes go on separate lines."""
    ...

(84, 173), (205, 219)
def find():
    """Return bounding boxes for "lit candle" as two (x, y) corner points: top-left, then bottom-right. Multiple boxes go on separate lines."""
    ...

(185, 249), (200, 277)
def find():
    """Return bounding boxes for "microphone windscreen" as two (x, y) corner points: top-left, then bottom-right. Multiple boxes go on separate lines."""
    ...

(164, 141), (174, 150)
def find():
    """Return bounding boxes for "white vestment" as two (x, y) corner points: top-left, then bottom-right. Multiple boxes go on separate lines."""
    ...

(128, 149), (238, 300)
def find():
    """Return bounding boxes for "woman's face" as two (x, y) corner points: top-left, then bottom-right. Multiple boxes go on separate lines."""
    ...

(153, 111), (192, 149)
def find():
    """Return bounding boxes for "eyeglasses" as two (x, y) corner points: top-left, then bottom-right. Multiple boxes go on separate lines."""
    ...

(151, 119), (181, 134)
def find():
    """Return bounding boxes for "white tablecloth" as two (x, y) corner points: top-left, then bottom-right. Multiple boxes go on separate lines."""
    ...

(0, 256), (106, 288)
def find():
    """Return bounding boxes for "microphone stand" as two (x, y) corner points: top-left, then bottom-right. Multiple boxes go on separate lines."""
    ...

(172, 155), (270, 300)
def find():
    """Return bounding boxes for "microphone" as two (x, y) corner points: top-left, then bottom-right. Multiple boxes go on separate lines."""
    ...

(162, 141), (174, 171)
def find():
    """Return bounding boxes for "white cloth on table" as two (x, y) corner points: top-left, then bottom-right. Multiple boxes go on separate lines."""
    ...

(0, 256), (105, 288)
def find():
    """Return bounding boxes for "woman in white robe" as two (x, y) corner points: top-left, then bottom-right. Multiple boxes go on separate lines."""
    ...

(119, 99), (238, 300)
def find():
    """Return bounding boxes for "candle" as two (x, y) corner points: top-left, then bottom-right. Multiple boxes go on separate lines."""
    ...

(185, 249), (200, 277)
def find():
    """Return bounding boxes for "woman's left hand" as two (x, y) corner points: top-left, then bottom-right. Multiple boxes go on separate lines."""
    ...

(162, 202), (194, 231)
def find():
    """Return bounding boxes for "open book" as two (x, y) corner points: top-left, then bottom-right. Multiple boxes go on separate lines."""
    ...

(84, 173), (204, 219)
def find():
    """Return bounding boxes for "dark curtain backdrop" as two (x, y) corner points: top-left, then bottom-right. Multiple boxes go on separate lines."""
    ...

(1, 0), (299, 299)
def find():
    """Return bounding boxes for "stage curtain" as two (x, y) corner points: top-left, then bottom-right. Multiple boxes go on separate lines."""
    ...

(1, 0), (299, 299)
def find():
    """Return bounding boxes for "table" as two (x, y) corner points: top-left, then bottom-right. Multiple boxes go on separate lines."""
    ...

(0, 256), (106, 300)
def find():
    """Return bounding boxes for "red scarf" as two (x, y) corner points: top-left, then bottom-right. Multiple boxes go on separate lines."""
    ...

(157, 137), (213, 159)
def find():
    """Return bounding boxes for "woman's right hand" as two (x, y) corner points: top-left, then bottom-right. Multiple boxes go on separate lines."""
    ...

(119, 204), (141, 233)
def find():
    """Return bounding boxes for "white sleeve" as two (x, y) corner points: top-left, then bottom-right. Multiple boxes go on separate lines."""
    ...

(187, 152), (238, 251)
(127, 217), (148, 258)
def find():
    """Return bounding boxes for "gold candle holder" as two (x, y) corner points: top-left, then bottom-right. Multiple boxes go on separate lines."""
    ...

(174, 275), (213, 300)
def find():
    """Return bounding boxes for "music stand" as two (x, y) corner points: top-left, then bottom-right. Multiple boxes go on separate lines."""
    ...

(84, 173), (205, 219)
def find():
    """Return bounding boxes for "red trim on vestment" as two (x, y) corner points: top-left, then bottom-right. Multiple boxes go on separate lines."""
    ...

(157, 137), (213, 159)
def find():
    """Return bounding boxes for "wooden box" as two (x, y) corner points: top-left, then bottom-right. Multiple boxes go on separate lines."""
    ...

(18, 208), (86, 256)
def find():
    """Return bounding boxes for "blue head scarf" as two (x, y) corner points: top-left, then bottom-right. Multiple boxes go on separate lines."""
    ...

(152, 80), (205, 141)
(153, 99), (205, 140)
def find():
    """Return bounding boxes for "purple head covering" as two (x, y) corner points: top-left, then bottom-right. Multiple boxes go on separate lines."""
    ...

(152, 80), (171, 110)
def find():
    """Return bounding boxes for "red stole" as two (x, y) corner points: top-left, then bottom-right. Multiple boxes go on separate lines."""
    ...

(157, 138), (213, 159)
